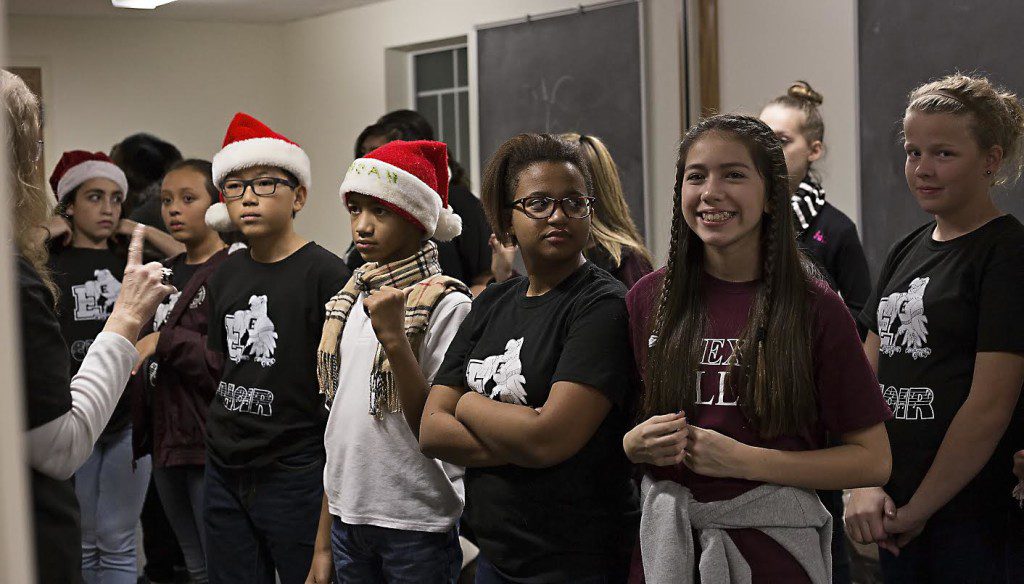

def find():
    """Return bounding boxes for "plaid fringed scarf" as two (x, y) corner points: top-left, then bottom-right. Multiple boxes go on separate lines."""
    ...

(317, 241), (470, 417)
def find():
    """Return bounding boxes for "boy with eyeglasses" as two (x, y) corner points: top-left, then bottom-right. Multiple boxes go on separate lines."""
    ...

(202, 112), (350, 584)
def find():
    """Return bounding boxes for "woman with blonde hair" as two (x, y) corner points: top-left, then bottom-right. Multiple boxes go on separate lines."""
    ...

(3, 70), (172, 583)
(490, 133), (653, 289)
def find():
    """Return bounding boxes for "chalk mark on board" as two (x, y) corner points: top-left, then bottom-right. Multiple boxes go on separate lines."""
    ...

(527, 76), (576, 132)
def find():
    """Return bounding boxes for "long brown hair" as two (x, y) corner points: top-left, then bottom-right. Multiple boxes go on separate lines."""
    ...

(561, 132), (652, 268)
(2, 70), (58, 300)
(642, 114), (817, 438)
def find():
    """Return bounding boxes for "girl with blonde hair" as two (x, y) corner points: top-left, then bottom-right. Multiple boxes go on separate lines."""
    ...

(847, 72), (1024, 582)
(3, 69), (174, 583)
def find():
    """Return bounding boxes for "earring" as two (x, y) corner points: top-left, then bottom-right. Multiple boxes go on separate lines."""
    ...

(986, 170), (993, 175)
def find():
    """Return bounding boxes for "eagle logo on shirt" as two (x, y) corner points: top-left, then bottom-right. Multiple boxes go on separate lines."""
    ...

(467, 337), (528, 405)
(877, 277), (931, 359)
(71, 268), (122, 321)
(224, 295), (278, 367)
(154, 291), (182, 331)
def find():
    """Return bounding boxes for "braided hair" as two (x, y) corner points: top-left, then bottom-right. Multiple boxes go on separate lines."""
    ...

(642, 114), (818, 438)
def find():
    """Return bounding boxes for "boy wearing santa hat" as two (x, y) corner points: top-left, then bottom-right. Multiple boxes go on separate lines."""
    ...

(306, 140), (470, 582)
(202, 113), (350, 583)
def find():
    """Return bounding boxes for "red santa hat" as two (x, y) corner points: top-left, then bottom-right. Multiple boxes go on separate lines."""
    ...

(206, 112), (311, 232)
(49, 150), (128, 203)
(339, 140), (462, 241)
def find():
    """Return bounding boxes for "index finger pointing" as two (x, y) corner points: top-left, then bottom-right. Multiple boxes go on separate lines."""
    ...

(128, 224), (146, 266)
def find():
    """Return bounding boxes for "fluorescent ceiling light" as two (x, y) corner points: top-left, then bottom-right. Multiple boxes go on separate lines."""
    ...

(111, 0), (179, 9)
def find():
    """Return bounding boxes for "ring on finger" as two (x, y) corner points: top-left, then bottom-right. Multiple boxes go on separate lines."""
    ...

(160, 268), (173, 286)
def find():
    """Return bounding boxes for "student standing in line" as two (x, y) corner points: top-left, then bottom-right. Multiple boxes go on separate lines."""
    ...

(6, 69), (173, 583)
(489, 132), (654, 290)
(345, 110), (493, 294)
(624, 115), (892, 583)
(759, 81), (871, 323)
(846, 73), (1024, 583)
(421, 133), (640, 583)
(202, 113), (350, 584)
(129, 159), (236, 584)
(46, 150), (183, 584)
(305, 140), (472, 583)
(760, 81), (872, 584)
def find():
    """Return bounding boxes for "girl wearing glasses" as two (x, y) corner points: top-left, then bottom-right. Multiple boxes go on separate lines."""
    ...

(421, 133), (640, 583)
(489, 132), (654, 290)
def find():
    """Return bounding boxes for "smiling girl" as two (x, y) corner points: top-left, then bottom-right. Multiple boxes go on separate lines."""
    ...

(624, 115), (892, 583)
(846, 73), (1024, 583)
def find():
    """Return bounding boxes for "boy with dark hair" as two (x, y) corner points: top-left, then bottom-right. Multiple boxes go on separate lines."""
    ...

(306, 140), (471, 583)
(203, 112), (350, 583)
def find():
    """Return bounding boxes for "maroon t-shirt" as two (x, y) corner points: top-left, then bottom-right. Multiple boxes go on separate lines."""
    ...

(626, 269), (892, 582)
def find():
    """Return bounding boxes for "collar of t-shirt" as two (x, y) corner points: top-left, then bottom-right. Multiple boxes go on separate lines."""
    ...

(515, 261), (594, 309)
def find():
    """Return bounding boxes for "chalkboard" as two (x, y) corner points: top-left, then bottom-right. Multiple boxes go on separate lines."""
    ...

(477, 1), (647, 235)
(858, 0), (1024, 275)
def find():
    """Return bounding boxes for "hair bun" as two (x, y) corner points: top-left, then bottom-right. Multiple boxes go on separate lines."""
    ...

(788, 81), (823, 106)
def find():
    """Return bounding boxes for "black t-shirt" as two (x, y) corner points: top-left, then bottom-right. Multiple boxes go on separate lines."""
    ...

(49, 246), (130, 439)
(345, 184), (492, 285)
(206, 242), (349, 468)
(797, 202), (872, 325)
(860, 215), (1024, 517)
(18, 256), (82, 583)
(153, 253), (202, 331)
(434, 262), (640, 582)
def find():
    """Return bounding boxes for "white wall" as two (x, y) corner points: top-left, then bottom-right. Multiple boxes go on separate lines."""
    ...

(7, 16), (287, 181)
(718, 0), (859, 225)
(0, 9), (37, 579)
(281, 0), (684, 259)
(8, 0), (862, 260)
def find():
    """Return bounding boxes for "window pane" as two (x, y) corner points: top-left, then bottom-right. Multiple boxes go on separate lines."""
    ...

(441, 93), (456, 146)
(457, 47), (468, 87)
(416, 95), (439, 139)
(457, 91), (469, 166)
(415, 50), (454, 92)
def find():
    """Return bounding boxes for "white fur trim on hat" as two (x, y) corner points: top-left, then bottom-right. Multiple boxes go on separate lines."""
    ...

(205, 202), (235, 232)
(212, 137), (311, 189)
(56, 160), (128, 202)
(433, 206), (463, 241)
(339, 157), (463, 241)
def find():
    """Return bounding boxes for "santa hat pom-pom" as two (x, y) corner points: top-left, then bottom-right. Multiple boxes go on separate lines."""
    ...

(432, 206), (462, 241)
(205, 202), (235, 232)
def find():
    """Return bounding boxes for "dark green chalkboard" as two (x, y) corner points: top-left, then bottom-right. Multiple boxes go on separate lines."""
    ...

(477, 0), (647, 235)
(858, 0), (1024, 275)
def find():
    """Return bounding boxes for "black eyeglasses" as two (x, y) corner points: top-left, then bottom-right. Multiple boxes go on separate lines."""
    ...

(507, 195), (596, 220)
(221, 177), (297, 200)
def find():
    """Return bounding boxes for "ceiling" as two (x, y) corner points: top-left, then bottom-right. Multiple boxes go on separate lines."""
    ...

(6, 0), (390, 24)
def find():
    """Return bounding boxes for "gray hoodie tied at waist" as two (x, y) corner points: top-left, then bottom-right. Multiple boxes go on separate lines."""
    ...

(639, 474), (832, 584)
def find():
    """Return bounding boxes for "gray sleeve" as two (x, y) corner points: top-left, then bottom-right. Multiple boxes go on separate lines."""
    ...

(26, 332), (138, 480)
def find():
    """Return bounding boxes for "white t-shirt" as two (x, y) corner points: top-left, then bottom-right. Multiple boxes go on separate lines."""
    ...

(324, 290), (472, 532)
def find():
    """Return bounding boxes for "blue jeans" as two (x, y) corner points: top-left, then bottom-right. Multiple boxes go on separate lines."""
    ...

(331, 517), (462, 583)
(154, 465), (207, 584)
(76, 427), (152, 584)
(204, 450), (325, 584)
(474, 555), (627, 584)
(879, 508), (1007, 583)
